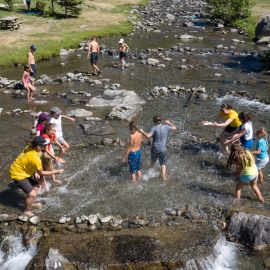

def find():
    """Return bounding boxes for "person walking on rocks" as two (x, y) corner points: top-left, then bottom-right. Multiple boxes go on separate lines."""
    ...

(10, 136), (64, 216)
(118, 38), (129, 70)
(87, 37), (101, 76)
(202, 103), (241, 154)
(123, 121), (143, 185)
(22, 64), (36, 102)
(49, 106), (75, 153)
(251, 127), (269, 184)
(28, 45), (37, 82)
(227, 143), (265, 203)
(139, 116), (176, 180)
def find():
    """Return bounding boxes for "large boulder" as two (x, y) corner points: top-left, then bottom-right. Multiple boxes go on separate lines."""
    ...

(256, 15), (270, 38)
(87, 89), (145, 108)
(228, 211), (270, 250)
(67, 109), (93, 118)
(107, 104), (142, 121)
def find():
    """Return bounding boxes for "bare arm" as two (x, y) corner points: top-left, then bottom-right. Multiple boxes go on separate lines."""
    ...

(139, 128), (152, 139)
(87, 42), (92, 57)
(212, 118), (233, 127)
(122, 135), (133, 162)
(37, 168), (64, 177)
(62, 115), (75, 122)
(164, 120), (176, 130)
(225, 129), (246, 144)
(251, 148), (261, 155)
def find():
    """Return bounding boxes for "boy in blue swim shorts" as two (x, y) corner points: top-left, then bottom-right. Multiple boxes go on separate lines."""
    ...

(123, 122), (143, 184)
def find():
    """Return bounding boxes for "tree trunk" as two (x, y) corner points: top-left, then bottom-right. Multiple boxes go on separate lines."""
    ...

(51, 0), (54, 14)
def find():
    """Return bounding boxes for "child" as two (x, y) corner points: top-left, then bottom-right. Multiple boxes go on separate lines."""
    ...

(122, 121), (142, 185)
(42, 123), (65, 185)
(251, 128), (269, 184)
(22, 65), (36, 101)
(36, 112), (50, 136)
(49, 106), (75, 152)
(118, 38), (129, 70)
(226, 143), (265, 203)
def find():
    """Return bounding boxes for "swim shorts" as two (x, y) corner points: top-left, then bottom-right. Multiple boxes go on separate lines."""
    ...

(256, 156), (269, 170)
(14, 176), (39, 194)
(224, 125), (237, 133)
(239, 174), (258, 184)
(128, 149), (142, 174)
(240, 138), (254, 150)
(90, 52), (98, 65)
(30, 64), (36, 78)
(119, 51), (127, 60)
(151, 149), (167, 166)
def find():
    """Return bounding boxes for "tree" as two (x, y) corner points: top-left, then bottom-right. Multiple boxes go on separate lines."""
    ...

(57, 0), (82, 17)
(3, 0), (14, 11)
(207, 0), (254, 25)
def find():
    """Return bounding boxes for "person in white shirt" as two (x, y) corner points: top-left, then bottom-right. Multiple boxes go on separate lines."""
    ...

(49, 107), (75, 152)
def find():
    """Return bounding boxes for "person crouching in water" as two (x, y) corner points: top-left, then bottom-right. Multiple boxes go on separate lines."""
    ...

(10, 136), (64, 216)
(123, 121), (142, 185)
(226, 143), (265, 203)
(42, 123), (65, 185)
(22, 64), (36, 101)
(251, 128), (269, 184)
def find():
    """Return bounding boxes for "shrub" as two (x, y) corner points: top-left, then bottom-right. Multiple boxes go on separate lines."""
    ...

(3, 0), (14, 11)
(207, 0), (254, 25)
(36, 0), (47, 12)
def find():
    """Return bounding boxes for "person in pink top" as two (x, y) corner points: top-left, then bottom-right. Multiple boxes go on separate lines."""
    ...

(22, 65), (36, 101)
(36, 112), (50, 136)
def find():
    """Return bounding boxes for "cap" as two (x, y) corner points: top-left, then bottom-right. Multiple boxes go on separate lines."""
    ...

(119, 38), (124, 44)
(50, 106), (62, 114)
(38, 112), (50, 122)
(30, 44), (37, 51)
(32, 136), (50, 146)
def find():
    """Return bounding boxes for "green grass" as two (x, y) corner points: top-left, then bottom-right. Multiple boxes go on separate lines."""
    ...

(0, 21), (133, 66)
(233, 16), (258, 37)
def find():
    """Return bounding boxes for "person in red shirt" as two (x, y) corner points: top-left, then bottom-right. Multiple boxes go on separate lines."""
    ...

(42, 123), (65, 184)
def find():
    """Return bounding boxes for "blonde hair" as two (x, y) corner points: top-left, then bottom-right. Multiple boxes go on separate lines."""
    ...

(256, 127), (267, 138)
(227, 143), (254, 170)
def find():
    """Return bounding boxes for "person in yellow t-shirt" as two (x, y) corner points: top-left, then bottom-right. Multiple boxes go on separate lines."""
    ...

(202, 103), (241, 153)
(226, 143), (264, 203)
(10, 136), (64, 217)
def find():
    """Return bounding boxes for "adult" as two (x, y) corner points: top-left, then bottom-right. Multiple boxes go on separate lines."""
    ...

(28, 45), (37, 81)
(225, 111), (253, 150)
(123, 121), (143, 184)
(10, 136), (64, 216)
(139, 116), (176, 180)
(227, 143), (264, 203)
(49, 106), (75, 152)
(87, 37), (101, 76)
(118, 38), (129, 70)
(202, 103), (241, 153)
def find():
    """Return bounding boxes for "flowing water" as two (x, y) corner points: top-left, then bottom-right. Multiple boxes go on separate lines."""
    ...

(0, 0), (270, 268)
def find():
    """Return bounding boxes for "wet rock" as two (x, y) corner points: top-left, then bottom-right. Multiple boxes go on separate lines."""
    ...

(166, 13), (175, 20)
(100, 215), (113, 224)
(228, 212), (270, 250)
(18, 215), (28, 222)
(75, 217), (82, 224)
(109, 83), (121, 90)
(165, 208), (177, 216)
(0, 108), (3, 115)
(29, 216), (41, 225)
(59, 217), (68, 224)
(67, 109), (93, 118)
(88, 214), (99, 225)
(66, 72), (75, 79)
(103, 138), (114, 146)
(107, 104), (143, 121)
(256, 15), (270, 38)
(85, 116), (102, 121)
(179, 34), (197, 40)
(198, 93), (208, 101)
(183, 21), (194, 27)
(45, 248), (74, 270)
(216, 44), (224, 49)
(214, 73), (222, 77)
(60, 49), (69, 56)
(257, 36), (270, 44)
(0, 213), (17, 221)
(147, 58), (160, 66)
(40, 74), (53, 84)
(80, 122), (115, 136)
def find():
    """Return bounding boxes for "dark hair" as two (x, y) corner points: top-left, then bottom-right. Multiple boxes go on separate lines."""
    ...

(43, 123), (54, 134)
(129, 121), (137, 131)
(220, 103), (233, 110)
(153, 115), (162, 124)
(24, 64), (30, 71)
(238, 111), (251, 122)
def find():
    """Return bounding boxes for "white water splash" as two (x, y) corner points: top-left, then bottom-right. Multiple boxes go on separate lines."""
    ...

(0, 233), (38, 270)
(216, 95), (270, 111)
(142, 168), (160, 181)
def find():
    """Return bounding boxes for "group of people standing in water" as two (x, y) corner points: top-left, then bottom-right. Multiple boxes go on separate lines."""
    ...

(203, 103), (269, 203)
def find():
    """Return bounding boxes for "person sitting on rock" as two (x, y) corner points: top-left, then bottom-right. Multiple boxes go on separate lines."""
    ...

(22, 64), (36, 102)
(226, 142), (265, 203)
(122, 121), (143, 185)
(10, 136), (64, 217)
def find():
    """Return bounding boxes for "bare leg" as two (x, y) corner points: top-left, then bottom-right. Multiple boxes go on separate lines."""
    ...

(24, 187), (39, 216)
(257, 170), (264, 184)
(131, 173), (137, 185)
(93, 64), (100, 74)
(51, 174), (63, 185)
(219, 130), (231, 154)
(161, 165), (167, 180)
(61, 140), (70, 152)
(250, 178), (265, 203)
(235, 181), (244, 200)
(26, 86), (31, 101)
(137, 170), (142, 179)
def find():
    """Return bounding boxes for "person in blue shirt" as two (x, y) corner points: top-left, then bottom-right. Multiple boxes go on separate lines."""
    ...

(251, 128), (269, 184)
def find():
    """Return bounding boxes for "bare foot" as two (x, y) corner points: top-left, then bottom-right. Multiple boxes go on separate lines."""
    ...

(23, 211), (34, 217)
(30, 97), (36, 100)
(57, 158), (65, 164)
(32, 202), (43, 209)
(53, 179), (63, 185)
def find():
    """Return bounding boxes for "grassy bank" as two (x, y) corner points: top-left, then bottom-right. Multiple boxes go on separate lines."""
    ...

(0, 0), (145, 67)
(233, 0), (270, 37)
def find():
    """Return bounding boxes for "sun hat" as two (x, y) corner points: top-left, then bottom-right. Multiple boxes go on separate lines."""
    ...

(118, 38), (124, 44)
(50, 107), (62, 114)
(30, 44), (37, 51)
(32, 136), (50, 146)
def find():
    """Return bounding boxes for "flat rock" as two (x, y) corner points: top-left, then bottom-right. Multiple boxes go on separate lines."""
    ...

(179, 34), (196, 40)
(67, 109), (93, 118)
(107, 104), (143, 121)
